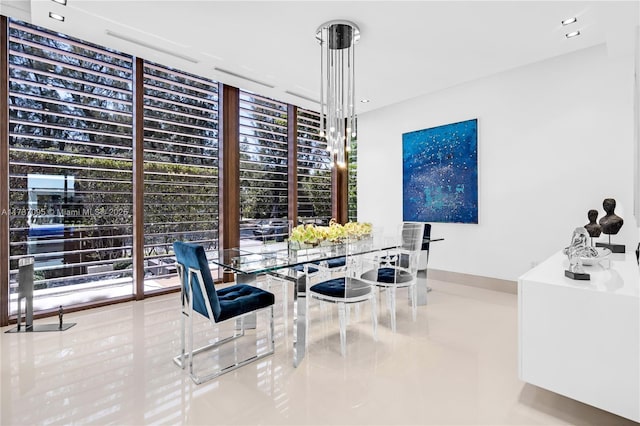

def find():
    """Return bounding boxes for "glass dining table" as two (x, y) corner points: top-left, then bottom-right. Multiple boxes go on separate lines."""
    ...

(211, 235), (442, 367)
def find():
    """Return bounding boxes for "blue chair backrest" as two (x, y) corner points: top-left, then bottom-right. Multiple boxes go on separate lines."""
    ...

(173, 241), (221, 320)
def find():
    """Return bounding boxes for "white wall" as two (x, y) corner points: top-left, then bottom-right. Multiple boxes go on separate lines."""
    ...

(358, 44), (638, 282)
(634, 26), (640, 236)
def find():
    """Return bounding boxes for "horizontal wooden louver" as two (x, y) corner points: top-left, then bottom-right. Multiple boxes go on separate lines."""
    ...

(238, 91), (288, 244)
(143, 62), (219, 281)
(297, 108), (332, 225)
(7, 20), (135, 311)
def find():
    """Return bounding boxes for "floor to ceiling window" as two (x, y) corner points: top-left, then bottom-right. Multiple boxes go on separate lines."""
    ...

(238, 91), (289, 247)
(297, 108), (332, 225)
(142, 62), (219, 289)
(348, 136), (358, 222)
(1, 17), (350, 324)
(8, 20), (134, 314)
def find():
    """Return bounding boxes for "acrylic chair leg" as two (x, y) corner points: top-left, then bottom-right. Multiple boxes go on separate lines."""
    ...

(354, 304), (361, 322)
(338, 303), (347, 357)
(387, 286), (397, 333)
(179, 307), (186, 369)
(410, 285), (418, 321)
(371, 295), (378, 341)
(282, 281), (288, 323)
(189, 302), (195, 378)
(235, 316), (243, 336)
(305, 292), (310, 349)
(318, 297), (331, 322)
(270, 306), (275, 352)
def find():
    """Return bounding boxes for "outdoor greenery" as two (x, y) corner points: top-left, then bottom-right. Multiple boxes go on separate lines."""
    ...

(298, 109), (332, 224)
(8, 22), (134, 283)
(5, 18), (351, 299)
(239, 92), (289, 221)
(143, 62), (219, 261)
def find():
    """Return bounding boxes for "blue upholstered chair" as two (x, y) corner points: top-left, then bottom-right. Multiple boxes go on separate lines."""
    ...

(360, 222), (424, 332)
(172, 241), (275, 384)
(305, 240), (377, 356)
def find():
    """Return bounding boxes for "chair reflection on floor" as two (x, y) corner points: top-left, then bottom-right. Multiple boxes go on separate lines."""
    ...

(172, 241), (275, 384)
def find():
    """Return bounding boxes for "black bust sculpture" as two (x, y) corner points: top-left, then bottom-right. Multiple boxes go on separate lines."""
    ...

(584, 209), (601, 238)
(595, 198), (625, 253)
(598, 198), (623, 235)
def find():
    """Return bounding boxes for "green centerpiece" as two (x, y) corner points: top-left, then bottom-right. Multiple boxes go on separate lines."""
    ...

(288, 219), (372, 248)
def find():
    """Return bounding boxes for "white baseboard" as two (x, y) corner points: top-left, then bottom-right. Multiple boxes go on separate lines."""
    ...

(425, 268), (517, 294)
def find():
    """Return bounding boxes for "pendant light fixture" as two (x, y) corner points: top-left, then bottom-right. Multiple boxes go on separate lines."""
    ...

(316, 20), (360, 168)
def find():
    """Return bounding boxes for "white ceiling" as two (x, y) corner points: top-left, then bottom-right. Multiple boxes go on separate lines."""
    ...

(3, 1), (640, 113)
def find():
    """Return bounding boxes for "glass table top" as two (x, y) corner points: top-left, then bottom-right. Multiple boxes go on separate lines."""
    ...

(212, 236), (444, 275)
(214, 238), (391, 275)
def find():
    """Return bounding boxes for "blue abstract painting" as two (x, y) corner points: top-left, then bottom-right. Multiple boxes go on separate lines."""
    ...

(403, 119), (478, 223)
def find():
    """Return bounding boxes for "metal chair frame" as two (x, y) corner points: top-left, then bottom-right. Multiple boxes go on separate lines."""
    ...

(172, 263), (275, 384)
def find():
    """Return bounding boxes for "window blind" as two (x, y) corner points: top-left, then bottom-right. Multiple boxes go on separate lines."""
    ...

(297, 108), (332, 225)
(238, 91), (288, 243)
(8, 20), (134, 308)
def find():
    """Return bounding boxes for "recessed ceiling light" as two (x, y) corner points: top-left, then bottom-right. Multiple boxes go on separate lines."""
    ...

(565, 30), (581, 39)
(49, 12), (65, 21)
(360, 99), (370, 103)
(561, 17), (577, 26)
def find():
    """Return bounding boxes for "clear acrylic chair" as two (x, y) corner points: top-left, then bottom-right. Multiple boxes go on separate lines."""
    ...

(267, 250), (347, 323)
(360, 222), (424, 332)
(305, 237), (377, 356)
(172, 241), (275, 384)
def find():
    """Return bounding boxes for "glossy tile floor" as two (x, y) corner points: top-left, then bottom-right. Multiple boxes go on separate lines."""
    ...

(1, 275), (636, 426)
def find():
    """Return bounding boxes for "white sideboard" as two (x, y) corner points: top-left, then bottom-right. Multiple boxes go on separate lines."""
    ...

(518, 251), (640, 422)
